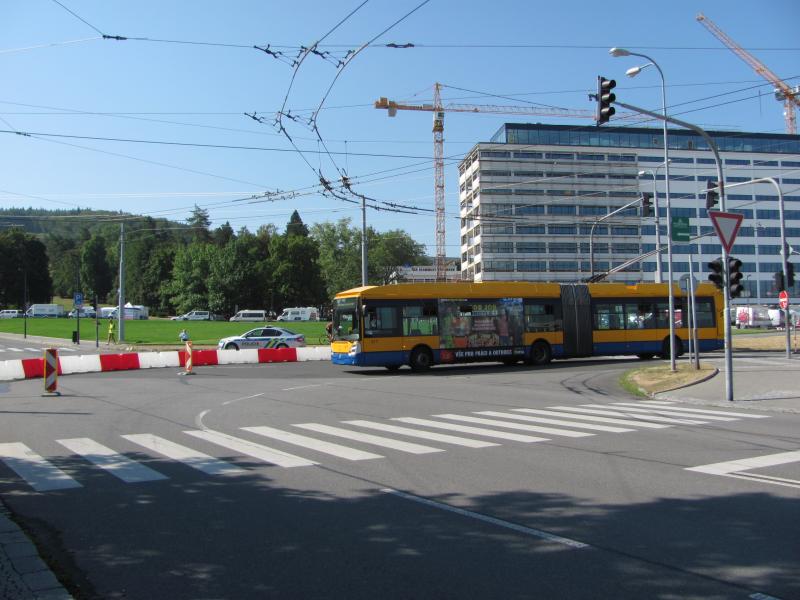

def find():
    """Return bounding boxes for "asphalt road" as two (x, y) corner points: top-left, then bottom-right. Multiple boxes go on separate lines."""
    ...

(0, 358), (798, 600)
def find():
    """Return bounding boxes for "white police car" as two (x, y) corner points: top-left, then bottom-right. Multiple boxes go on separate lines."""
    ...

(218, 327), (305, 351)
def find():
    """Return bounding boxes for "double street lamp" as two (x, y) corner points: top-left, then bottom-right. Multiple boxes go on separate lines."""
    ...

(610, 47), (677, 372)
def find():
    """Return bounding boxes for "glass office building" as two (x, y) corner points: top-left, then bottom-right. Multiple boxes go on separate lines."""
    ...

(459, 123), (800, 304)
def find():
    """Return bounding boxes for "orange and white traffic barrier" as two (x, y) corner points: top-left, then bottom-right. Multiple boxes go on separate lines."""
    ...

(0, 345), (331, 382)
(43, 348), (60, 395)
(182, 341), (195, 375)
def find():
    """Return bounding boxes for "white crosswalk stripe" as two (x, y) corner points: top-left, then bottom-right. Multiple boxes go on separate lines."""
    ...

(122, 434), (246, 476)
(434, 414), (594, 438)
(517, 408), (670, 429)
(553, 405), (705, 425)
(608, 403), (738, 421)
(475, 411), (633, 433)
(24, 348), (39, 352)
(392, 417), (549, 443)
(293, 423), (443, 454)
(343, 420), (499, 448)
(57, 438), (168, 483)
(184, 429), (316, 467)
(8, 347), (22, 352)
(578, 404), (709, 424)
(0, 442), (82, 491)
(58, 347), (76, 352)
(637, 401), (770, 419)
(242, 426), (383, 461)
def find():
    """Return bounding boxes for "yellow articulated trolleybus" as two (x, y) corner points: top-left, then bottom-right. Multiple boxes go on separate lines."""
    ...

(330, 281), (725, 371)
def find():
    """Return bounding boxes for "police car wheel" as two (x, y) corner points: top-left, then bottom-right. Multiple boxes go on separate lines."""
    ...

(225, 343), (239, 351)
(276, 343), (288, 349)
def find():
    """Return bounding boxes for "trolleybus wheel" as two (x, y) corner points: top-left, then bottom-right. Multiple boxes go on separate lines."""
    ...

(659, 337), (684, 359)
(385, 365), (401, 371)
(636, 353), (655, 360)
(409, 346), (433, 372)
(529, 341), (552, 366)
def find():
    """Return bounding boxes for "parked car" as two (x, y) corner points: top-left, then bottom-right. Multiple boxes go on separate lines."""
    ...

(171, 310), (211, 321)
(68, 307), (97, 319)
(217, 327), (306, 351)
(0, 309), (20, 318)
(229, 309), (267, 322)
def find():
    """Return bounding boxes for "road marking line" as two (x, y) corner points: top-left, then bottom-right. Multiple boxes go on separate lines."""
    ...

(222, 392), (265, 406)
(8, 348), (22, 352)
(568, 405), (705, 425)
(242, 426), (383, 461)
(57, 438), (168, 483)
(608, 403), (738, 421)
(58, 347), (75, 352)
(24, 347), (39, 352)
(637, 402), (769, 419)
(392, 417), (548, 443)
(281, 384), (323, 391)
(686, 449), (800, 476)
(122, 434), (245, 476)
(519, 408), (669, 429)
(476, 411), (632, 433)
(382, 488), (589, 549)
(343, 420), (499, 448)
(184, 429), (316, 468)
(0, 443), (82, 491)
(434, 414), (593, 438)
(293, 423), (443, 454)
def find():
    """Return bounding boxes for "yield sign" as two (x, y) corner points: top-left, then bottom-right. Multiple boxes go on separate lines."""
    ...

(708, 210), (744, 253)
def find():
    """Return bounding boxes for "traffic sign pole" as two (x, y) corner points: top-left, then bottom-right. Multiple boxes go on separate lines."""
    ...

(779, 291), (791, 358)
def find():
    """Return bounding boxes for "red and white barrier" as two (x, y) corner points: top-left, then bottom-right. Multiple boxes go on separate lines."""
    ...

(0, 346), (330, 382)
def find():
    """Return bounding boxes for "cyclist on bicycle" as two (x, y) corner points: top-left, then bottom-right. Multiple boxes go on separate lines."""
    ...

(325, 321), (333, 341)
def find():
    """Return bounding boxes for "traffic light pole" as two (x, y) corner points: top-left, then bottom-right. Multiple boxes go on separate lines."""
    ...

(711, 177), (790, 359)
(614, 101), (734, 400)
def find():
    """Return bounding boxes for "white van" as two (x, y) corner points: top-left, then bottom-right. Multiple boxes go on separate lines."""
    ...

(277, 307), (319, 321)
(0, 309), (20, 318)
(230, 309), (267, 322)
(25, 304), (65, 318)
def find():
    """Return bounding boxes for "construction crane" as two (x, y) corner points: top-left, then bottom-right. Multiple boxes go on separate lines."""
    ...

(375, 82), (598, 281)
(697, 13), (800, 134)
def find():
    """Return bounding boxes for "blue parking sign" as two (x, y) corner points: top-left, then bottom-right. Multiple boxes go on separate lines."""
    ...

(74, 292), (84, 308)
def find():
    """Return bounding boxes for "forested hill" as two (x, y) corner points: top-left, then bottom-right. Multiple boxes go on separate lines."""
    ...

(0, 208), (188, 238)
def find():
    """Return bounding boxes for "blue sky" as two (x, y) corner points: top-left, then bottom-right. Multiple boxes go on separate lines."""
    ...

(1, 0), (798, 254)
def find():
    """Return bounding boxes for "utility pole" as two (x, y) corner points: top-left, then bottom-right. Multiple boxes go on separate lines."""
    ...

(118, 223), (125, 343)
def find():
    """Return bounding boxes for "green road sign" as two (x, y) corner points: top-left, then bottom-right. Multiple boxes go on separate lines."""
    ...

(671, 216), (691, 242)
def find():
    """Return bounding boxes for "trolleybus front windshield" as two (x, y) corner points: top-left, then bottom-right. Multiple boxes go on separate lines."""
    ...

(332, 297), (359, 341)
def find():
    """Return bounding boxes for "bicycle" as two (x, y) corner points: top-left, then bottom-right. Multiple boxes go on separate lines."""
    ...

(317, 333), (333, 345)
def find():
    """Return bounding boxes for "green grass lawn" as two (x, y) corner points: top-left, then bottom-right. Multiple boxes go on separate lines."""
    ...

(0, 318), (329, 345)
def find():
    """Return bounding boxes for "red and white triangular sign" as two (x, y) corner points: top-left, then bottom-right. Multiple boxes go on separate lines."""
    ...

(708, 210), (744, 253)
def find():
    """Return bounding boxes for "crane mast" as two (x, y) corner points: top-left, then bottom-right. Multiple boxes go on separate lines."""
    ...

(375, 83), (598, 280)
(697, 13), (800, 134)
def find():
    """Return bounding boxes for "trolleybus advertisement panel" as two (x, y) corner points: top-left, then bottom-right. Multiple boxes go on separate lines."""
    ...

(438, 297), (525, 362)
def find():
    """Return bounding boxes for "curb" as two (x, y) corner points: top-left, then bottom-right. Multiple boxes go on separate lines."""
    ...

(624, 366), (720, 398)
(0, 346), (332, 382)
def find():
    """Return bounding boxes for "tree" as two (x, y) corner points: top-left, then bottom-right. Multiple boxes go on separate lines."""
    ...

(0, 229), (52, 307)
(270, 232), (326, 309)
(80, 234), (113, 302)
(187, 205), (212, 243)
(286, 210), (309, 237)
(167, 242), (213, 314)
(47, 235), (80, 297)
(213, 221), (235, 246)
(310, 219), (363, 298)
(369, 229), (429, 284)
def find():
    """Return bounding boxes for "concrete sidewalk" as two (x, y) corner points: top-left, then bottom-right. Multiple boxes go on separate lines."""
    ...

(656, 351), (800, 413)
(0, 501), (72, 600)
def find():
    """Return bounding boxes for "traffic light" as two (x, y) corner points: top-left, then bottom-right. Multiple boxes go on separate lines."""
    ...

(596, 76), (616, 125)
(788, 261), (795, 287)
(708, 257), (724, 290)
(728, 257), (743, 298)
(775, 271), (785, 292)
(641, 193), (652, 217)
(705, 180), (719, 210)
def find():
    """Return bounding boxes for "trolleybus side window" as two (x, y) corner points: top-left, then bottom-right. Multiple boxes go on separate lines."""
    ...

(693, 298), (716, 327)
(594, 303), (625, 330)
(402, 302), (438, 336)
(364, 305), (401, 338)
(523, 302), (562, 332)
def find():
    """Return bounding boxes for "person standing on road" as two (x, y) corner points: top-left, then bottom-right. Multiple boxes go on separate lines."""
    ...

(106, 318), (116, 345)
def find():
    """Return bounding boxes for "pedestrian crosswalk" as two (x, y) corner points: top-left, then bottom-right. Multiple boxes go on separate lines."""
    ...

(0, 401), (771, 493)
(0, 346), (76, 354)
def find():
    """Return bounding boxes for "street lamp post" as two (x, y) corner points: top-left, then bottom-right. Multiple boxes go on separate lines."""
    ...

(637, 167), (666, 284)
(610, 47), (676, 372)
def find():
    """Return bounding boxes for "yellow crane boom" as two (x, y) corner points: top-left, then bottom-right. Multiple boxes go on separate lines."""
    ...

(697, 12), (799, 134)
